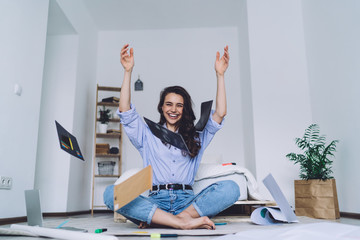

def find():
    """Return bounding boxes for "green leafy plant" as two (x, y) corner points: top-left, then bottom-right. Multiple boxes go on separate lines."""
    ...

(286, 124), (339, 180)
(99, 106), (111, 124)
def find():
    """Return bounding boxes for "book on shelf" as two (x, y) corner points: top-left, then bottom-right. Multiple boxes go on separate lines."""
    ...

(107, 129), (121, 134)
(101, 96), (119, 103)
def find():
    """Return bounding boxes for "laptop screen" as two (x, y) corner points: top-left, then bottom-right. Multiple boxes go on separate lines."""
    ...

(25, 189), (43, 227)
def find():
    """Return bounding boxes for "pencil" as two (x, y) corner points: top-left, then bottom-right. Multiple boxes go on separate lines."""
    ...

(56, 219), (69, 229)
(151, 233), (178, 238)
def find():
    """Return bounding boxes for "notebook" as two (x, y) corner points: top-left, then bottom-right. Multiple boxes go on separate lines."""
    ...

(55, 120), (84, 160)
(262, 173), (298, 222)
(250, 174), (298, 225)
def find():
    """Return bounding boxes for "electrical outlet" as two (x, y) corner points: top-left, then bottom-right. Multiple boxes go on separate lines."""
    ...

(0, 176), (12, 189)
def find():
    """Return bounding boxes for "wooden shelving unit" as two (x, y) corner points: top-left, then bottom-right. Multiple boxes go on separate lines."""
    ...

(94, 175), (121, 178)
(96, 133), (121, 138)
(91, 84), (122, 215)
(95, 154), (121, 158)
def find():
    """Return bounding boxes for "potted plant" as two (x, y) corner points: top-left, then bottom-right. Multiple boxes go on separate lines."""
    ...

(98, 106), (111, 133)
(286, 124), (340, 219)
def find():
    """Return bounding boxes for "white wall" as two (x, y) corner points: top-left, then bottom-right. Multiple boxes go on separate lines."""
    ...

(246, 0), (312, 206)
(35, 35), (79, 212)
(57, 0), (98, 212)
(0, 0), (49, 218)
(96, 27), (244, 175)
(34, 0), (98, 213)
(237, 0), (257, 176)
(302, 0), (360, 213)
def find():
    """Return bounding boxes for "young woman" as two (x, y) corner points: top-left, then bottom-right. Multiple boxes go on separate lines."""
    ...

(104, 44), (239, 230)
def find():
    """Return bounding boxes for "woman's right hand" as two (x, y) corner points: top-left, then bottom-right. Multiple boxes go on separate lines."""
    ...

(120, 44), (134, 72)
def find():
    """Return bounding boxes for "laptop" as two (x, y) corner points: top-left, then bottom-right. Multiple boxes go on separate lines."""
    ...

(25, 189), (43, 227)
(24, 189), (87, 231)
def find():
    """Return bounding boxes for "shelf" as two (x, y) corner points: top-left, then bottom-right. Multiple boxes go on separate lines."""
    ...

(95, 175), (120, 178)
(97, 118), (120, 123)
(98, 86), (121, 92)
(98, 102), (119, 107)
(96, 154), (120, 158)
(93, 205), (108, 208)
(96, 133), (121, 138)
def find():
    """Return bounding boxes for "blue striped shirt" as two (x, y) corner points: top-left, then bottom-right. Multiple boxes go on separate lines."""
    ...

(117, 104), (224, 185)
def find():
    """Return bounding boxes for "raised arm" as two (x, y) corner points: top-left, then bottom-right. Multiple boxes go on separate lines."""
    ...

(212, 45), (229, 124)
(119, 44), (134, 112)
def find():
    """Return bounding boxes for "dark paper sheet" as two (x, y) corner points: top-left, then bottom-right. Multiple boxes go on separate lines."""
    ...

(195, 100), (213, 132)
(55, 121), (84, 160)
(143, 117), (190, 153)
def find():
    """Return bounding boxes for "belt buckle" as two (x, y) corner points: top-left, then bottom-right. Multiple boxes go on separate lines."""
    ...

(166, 184), (173, 190)
(152, 185), (159, 192)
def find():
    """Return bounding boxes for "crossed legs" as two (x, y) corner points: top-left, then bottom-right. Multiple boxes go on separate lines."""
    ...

(104, 180), (240, 230)
(145, 205), (215, 230)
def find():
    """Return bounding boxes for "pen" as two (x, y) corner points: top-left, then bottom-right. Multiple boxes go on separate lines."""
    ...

(56, 219), (69, 229)
(95, 228), (108, 233)
(215, 222), (227, 225)
(151, 233), (178, 238)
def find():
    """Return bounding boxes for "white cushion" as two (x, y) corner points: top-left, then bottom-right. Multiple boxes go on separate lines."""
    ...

(193, 172), (248, 200)
(195, 163), (263, 200)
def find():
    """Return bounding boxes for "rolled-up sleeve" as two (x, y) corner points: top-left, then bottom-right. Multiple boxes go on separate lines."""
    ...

(117, 104), (147, 150)
(205, 110), (224, 134)
(118, 104), (138, 125)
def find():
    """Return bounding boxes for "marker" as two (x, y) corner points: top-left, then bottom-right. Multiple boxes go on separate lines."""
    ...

(222, 163), (236, 166)
(215, 222), (227, 225)
(95, 228), (107, 233)
(56, 219), (69, 229)
(151, 233), (178, 238)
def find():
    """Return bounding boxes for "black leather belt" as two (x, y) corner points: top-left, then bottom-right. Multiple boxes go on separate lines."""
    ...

(152, 184), (192, 191)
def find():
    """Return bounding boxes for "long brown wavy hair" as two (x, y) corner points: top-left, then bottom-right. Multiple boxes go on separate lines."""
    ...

(157, 86), (201, 158)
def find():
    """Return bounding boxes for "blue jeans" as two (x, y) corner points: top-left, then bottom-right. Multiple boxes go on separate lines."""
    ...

(103, 180), (240, 225)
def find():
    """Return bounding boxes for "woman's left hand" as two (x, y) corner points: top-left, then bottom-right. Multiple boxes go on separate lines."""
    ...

(215, 45), (229, 76)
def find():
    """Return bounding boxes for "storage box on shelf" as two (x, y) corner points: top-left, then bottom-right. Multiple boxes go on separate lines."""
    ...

(96, 143), (110, 154)
(98, 161), (116, 175)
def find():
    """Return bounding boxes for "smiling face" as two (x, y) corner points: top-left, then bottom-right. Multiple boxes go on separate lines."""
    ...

(161, 93), (184, 131)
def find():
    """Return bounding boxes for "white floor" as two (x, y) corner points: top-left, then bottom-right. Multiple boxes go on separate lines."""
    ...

(1, 213), (360, 240)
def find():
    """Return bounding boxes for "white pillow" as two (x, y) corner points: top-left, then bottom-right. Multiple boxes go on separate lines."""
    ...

(193, 173), (248, 200)
(195, 163), (263, 200)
